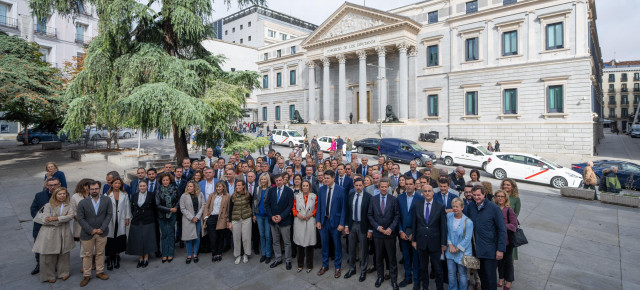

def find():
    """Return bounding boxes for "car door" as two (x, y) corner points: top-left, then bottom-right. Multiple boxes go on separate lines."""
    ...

(501, 154), (530, 180)
(280, 131), (290, 145)
(459, 146), (480, 167)
(369, 139), (379, 154)
(318, 137), (328, 151)
(525, 157), (551, 183)
(620, 163), (640, 188)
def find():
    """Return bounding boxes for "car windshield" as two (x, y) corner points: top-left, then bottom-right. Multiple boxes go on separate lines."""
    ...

(409, 143), (425, 152)
(477, 146), (492, 155)
(288, 131), (302, 137)
(540, 157), (562, 168)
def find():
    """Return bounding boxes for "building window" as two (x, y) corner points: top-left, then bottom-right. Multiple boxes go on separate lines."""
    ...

(634, 95), (640, 104)
(622, 108), (629, 118)
(465, 38), (479, 61)
(502, 31), (517, 56)
(428, 11), (438, 24)
(248, 21), (251, 27)
(503, 0), (517, 5)
(289, 70), (296, 85)
(608, 95), (615, 104)
(291, 46), (296, 54)
(263, 53), (268, 61)
(427, 95), (438, 116)
(466, 1), (478, 14)
(634, 73), (639, 81)
(262, 75), (268, 88)
(240, 38), (243, 44)
(36, 16), (48, 34)
(225, 30), (228, 35)
(608, 74), (615, 82)
(262, 107), (267, 121)
(609, 108), (615, 118)
(75, 23), (86, 43)
(0, 124), (9, 133)
(240, 24), (243, 30)
(503, 89), (517, 114)
(635, 83), (639, 92)
(276, 72), (282, 87)
(622, 83), (628, 92)
(427, 45), (438, 67)
(622, 73), (628, 82)
(465, 91), (478, 115)
(546, 22), (564, 50)
(275, 106), (281, 121)
(622, 95), (629, 104)
(0, 3), (11, 26)
(232, 27), (235, 33)
(268, 29), (276, 38)
(276, 49), (281, 58)
(38, 47), (49, 62)
(289, 105), (295, 120)
(547, 85), (563, 113)
(248, 36), (251, 41)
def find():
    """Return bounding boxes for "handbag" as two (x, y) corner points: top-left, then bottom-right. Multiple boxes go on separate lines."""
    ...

(33, 205), (47, 224)
(461, 218), (480, 269)
(507, 208), (528, 248)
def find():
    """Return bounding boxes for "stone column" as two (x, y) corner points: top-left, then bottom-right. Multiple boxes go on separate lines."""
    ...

(336, 54), (347, 123)
(397, 42), (409, 121)
(376, 46), (387, 122)
(408, 46), (418, 120)
(306, 60), (316, 123)
(321, 57), (331, 123)
(357, 50), (368, 124)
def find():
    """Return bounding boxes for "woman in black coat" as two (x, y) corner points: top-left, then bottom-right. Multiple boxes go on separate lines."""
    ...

(127, 180), (157, 268)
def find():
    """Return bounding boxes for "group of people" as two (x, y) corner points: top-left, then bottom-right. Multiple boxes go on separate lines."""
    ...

(30, 147), (523, 290)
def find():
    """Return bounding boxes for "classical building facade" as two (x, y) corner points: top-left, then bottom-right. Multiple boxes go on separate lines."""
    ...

(602, 60), (640, 132)
(258, 0), (603, 155)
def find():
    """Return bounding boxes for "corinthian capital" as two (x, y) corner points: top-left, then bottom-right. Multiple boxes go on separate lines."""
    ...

(321, 57), (330, 67)
(356, 50), (367, 60)
(397, 42), (410, 53)
(306, 60), (316, 68)
(336, 54), (346, 64)
(375, 46), (386, 56)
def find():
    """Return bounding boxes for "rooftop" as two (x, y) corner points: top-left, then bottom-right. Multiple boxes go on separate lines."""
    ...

(217, 5), (318, 32)
(604, 59), (640, 68)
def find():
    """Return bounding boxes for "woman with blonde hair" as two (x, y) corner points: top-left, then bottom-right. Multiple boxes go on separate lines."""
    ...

(44, 162), (67, 189)
(229, 180), (253, 264)
(493, 190), (518, 290)
(500, 178), (521, 261)
(33, 187), (74, 283)
(180, 181), (205, 264)
(203, 182), (231, 262)
(445, 197), (473, 290)
(254, 173), (272, 263)
(481, 181), (494, 201)
(105, 177), (131, 270)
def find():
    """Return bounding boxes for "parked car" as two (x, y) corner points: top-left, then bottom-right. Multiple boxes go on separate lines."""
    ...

(17, 127), (68, 145)
(630, 124), (640, 138)
(378, 138), (437, 167)
(485, 152), (582, 188)
(354, 138), (380, 155)
(271, 129), (304, 148)
(85, 127), (135, 140)
(572, 160), (640, 189)
(440, 137), (493, 169)
(317, 136), (350, 154)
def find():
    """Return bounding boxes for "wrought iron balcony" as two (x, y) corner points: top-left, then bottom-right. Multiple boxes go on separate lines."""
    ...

(34, 26), (57, 38)
(0, 16), (18, 29)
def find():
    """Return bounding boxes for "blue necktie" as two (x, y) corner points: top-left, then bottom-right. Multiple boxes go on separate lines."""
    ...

(277, 188), (281, 203)
(354, 193), (360, 222)
(381, 196), (386, 214)
(425, 202), (430, 224)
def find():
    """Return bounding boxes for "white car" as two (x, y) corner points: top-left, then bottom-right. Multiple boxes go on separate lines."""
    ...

(485, 152), (583, 188)
(271, 129), (304, 147)
(317, 136), (354, 155)
(440, 138), (493, 169)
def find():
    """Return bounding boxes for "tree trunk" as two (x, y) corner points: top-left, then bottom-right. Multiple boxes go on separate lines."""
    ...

(113, 131), (120, 149)
(173, 122), (188, 163)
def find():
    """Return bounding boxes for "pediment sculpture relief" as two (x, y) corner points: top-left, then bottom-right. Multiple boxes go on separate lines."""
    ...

(321, 13), (386, 40)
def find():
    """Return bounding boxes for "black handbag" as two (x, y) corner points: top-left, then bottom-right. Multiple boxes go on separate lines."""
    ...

(507, 209), (528, 248)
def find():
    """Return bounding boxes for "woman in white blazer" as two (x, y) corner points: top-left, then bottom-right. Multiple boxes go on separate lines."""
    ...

(180, 181), (205, 263)
(292, 180), (317, 273)
(105, 177), (131, 270)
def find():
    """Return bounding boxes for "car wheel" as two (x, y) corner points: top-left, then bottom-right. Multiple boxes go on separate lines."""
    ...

(289, 141), (293, 148)
(123, 132), (131, 139)
(551, 176), (568, 189)
(414, 158), (423, 167)
(493, 168), (507, 180)
(357, 146), (363, 154)
(444, 157), (454, 166)
(91, 134), (100, 141)
(482, 161), (488, 171)
(31, 137), (41, 145)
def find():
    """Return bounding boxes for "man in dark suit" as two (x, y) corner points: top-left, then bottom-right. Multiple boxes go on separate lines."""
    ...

(368, 178), (400, 290)
(174, 166), (188, 248)
(397, 177), (424, 287)
(264, 149), (277, 172)
(449, 167), (466, 192)
(182, 158), (194, 181)
(433, 177), (459, 214)
(304, 165), (320, 194)
(404, 160), (424, 181)
(265, 174), (295, 270)
(335, 164), (354, 194)
(356, 157), (370, 176)
(344, 178), (372, 282)
(130, 167), (147, 194)
(214, 158), (225, 179)
(246, 171), (260, 255)
(77, 180), (113, 287)
(242, 149), (254, 163)
(145, 168), (161, 257)
(408, 184), (447, 290)
(30, 177), (61, 275)
(224, 169), (236, 195)
(316, 170), (347, 279)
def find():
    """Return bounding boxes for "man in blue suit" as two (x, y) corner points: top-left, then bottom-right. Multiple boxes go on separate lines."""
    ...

(198, 168), (218, 201)
(335, 164), (354, 194)
(397, 177), (424, 288)
(368, 178), (400, 290)
(130, 167), (147, 194)
(404, 160), (424, 181)
(265, 174), (295, 270)
(316, 170), (346, 278)
(182, 158), (194, 181)
(433, 177), (458, 214)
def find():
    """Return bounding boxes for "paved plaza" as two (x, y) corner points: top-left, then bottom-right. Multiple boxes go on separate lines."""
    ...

(0, 134), (638, 290)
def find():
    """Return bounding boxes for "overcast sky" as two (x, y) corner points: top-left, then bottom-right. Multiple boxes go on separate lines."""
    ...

(211, 0), (639, 61)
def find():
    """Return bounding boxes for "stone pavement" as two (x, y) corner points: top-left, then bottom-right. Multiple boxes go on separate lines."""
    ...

(0, 141), (638, 289)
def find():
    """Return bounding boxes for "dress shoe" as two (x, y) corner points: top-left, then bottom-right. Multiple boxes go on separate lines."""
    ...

(359, 273), (366, 282)
(217, 256), (222, 262)
(162, 259), (167, 264)
(167, 257), (173, 263)
(186, 257), (192, 264)
(366, 265), (376, 274)
(317, 266), (329, 276)
(61, 275), (70, 281)
(334, 269), (341, 278)
(142, 260), (149, 268)
(193, 257), (199, 263)
(344, 269), (356, 279)
(114, 256), (121, 269)
(137, 260), (143, 268)
(399, 279), (413, 287)
(31, 264), (40, 275)
(504, 286), (511, 290)
(48, 278), (56, 283)
(391, 282), (399, 290)
(286, 262), (292, 270)
(80, 276), (90, 287)
(270, 260), (283, 268)
(95, 272), (109, 280)
(412, 282), (420, 290)
(375, 277), (384, 288)
(260, 255), (266, 263)
(265, 257), (272, 264)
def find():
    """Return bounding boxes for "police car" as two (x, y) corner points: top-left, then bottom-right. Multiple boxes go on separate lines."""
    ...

(485, 152), (583, 188)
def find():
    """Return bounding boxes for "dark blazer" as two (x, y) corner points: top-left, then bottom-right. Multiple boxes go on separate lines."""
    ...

(356, 165), (370, 176)
(263, 156), (277, 172)
(174, 178), (187, 196)
(404, 170), (424, 180)
(30, 189), (52, 239)
(449, 172), (466, 191)
(246, 179), (259, 197)
(433, 190), (459, 210)
(409, 199), (447, 252)
(397, 192), (424, 234)
(345, 190), (372, 234)
(182, 168), (195, 181)
(463, 199), (507, 259)
(335, 175), (353, 196)
(129, 191), (157, 225)
(265, 186), (294, 227)
(368, 193), (400, 239)
(316, 185), (347, 228)
(77, 195), (113, 241)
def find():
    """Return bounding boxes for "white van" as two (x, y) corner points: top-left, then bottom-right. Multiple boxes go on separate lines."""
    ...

(440, 138), (493, 169)
(271, 129), (305, 147)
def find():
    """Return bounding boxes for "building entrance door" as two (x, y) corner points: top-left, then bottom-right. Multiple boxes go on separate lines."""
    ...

(356, 91), (371, 122)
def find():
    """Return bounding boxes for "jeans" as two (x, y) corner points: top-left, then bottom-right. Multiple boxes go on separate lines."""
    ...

(447, 259), (468, 290)
(185, 220), (201, 257)
(346, 151), (352, 163)
(256, 215), (272, 258)
(158, 215), (176, 257)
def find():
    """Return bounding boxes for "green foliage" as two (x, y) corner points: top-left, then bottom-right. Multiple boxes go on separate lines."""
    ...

(223, 136), (271, 154)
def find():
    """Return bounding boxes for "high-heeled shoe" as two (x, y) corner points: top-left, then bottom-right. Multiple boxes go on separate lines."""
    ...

(186, 257), (192, 264)
(137, 260), (143, 268)
(142, 260), (149, 268)
(114, 255), (121, 269)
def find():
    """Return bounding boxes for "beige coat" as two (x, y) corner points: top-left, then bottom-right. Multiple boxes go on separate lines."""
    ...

(292, 193), (317, 247)
(33, 203), (75, 254)
(180, 193), (205, 240)
(203, 193), (231, 232)
(584, 165), (597, 185)
(71, 193), (86, 238)
(107, 190), (131, 238)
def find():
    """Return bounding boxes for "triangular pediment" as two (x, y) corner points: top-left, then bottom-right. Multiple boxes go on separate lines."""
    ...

(301, 2), (421, 48)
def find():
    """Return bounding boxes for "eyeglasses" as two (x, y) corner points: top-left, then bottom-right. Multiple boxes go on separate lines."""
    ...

(496, 195), (506, 198)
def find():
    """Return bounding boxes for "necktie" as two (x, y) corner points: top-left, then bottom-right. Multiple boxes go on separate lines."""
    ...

(340, 177), (343, 186)
(354, 193), (360, 222)
(325, 187), (332, 218)
(176, 180), (180, 187)
(249, 184), (253, 195)
(363, 167), (367, 176)
(150, 182), (155, 192)
(277, 188), (281, 203)
(381, 195), (386, 214)
(425, 202), (431, 224)
(443, 194), (447, 208)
